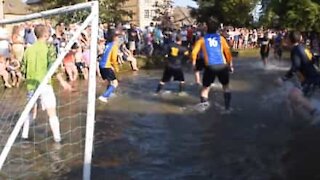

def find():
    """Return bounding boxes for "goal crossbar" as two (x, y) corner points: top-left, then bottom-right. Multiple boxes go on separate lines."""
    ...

(0, 1), (96, 25)
(0, 2), (99, 180)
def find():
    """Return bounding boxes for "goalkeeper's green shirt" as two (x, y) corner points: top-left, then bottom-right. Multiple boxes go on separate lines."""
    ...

(22, 41), (57, 91)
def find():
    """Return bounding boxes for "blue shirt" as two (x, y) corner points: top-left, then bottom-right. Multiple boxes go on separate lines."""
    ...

(204, 34), (224, 65)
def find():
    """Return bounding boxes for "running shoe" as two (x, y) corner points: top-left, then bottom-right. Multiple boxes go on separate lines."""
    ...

(194, 102), (210, 112)
(98, 96), (108, 103)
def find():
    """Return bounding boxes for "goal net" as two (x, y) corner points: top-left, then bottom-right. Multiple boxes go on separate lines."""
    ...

(0, 1), (98, 179)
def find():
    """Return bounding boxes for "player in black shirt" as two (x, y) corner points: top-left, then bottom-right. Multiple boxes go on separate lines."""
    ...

(282, 32), (320, 96)
(260, 33), (271, 67)
(278, 31), (320, 124)
(156, 35), (189, 94)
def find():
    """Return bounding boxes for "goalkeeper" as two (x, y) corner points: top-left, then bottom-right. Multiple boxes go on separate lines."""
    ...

(21, 24), (72, 143)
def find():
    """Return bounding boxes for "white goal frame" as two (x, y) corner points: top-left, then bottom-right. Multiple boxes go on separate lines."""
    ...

(0, 1), (99, 180)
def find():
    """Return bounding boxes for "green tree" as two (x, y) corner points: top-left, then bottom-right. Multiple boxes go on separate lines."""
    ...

(260, 0), (320, 31)
(31, 0), (131, 24)
(191, 0), (258, 27)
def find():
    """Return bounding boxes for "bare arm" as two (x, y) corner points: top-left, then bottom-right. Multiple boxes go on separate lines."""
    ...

(222, 36), (233, 66)
(191, 38), (203, 66)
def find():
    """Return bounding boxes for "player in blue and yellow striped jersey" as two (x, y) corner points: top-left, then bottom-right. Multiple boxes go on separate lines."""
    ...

(192, 17), (233, 112)
(98, 33), (120, 103)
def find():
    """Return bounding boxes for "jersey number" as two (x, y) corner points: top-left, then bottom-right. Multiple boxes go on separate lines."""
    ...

(171, 47), (179, 57)
(207, 38), (218, 47)
(305, 49), (313, 61)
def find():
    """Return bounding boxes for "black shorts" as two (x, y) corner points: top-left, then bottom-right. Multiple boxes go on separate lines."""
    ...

(260, 51), (269, 59)
(100, 68), (117, 81)
(203, 65), (229, 87)
(161, 66), (184, 82)
(195, 58), (205, 71)
(75, 62), (86, 72)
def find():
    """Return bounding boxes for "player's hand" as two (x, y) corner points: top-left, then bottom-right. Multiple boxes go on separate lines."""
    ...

(229, 66), (234, 73)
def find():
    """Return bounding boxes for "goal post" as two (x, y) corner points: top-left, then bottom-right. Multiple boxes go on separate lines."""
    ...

(84, 1), (99, 180)
(0, 1), (99, 179)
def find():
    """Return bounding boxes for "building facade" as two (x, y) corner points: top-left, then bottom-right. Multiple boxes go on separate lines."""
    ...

(122, 0), (168, 28)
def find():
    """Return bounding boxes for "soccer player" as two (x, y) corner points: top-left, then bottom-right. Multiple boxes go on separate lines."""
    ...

(155, 35), (189, 94)
(277, 31), (320, 125)
(22, 24), (72, 143)
(98, 33), (120, 103)
(260, 32), (271, 67)
(191, 17), (233, 112)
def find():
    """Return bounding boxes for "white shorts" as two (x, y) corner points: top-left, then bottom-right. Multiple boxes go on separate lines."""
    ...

(129, 41), (136, 51)
(28, 85), (56, 111)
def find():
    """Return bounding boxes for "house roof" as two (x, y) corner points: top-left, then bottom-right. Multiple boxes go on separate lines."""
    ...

(4, 0), (31, 15)
(173, 6), (195, 25)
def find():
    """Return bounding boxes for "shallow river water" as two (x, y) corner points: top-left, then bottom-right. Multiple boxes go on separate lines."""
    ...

(65, 57), (311, 180)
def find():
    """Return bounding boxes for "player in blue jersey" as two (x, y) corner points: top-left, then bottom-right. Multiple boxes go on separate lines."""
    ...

(191, 17), (233, 112)
(98, 34), (120, 103)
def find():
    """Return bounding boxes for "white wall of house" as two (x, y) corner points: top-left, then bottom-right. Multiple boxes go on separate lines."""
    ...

(138, 0), (157, 28)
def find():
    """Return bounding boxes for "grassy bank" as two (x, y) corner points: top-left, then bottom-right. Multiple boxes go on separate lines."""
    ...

(236, 48), (290, 60)
(237, 49), (259, 58)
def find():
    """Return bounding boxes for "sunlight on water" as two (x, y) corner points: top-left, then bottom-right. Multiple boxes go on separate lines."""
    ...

(265, 63), (290, 72)
(246, 60), (290, 72)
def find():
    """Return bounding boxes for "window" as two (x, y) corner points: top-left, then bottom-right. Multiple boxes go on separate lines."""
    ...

(144, 10), (150, 19)
(150, 10), (156, 17)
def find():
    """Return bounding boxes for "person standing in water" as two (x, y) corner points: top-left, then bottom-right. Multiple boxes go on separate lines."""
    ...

(156, 35), (189, 95)
(260, 32), (271, 67)
(98, 33), (120, 103)
(191, 17), (233, 113)
(22, 24), (72, 143)
(277, 31), (320, 125)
